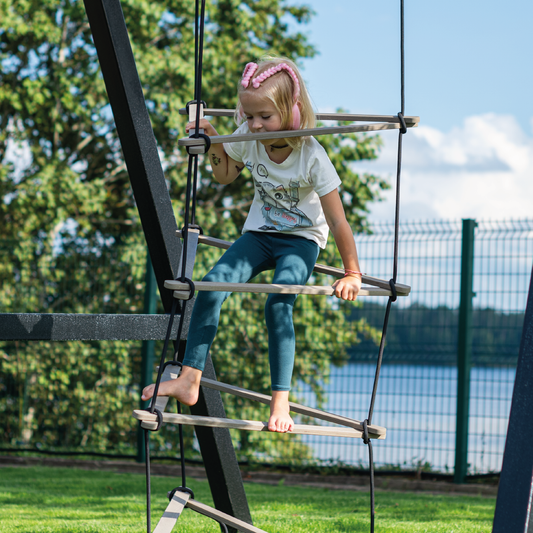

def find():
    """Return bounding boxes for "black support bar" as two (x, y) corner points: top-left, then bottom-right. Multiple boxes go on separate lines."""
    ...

(0, 313), (183, 341)
(82, 0), (179, 306)
(492, 265), (533, 533)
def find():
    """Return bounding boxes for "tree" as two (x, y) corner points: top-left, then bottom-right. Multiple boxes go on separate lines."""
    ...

(0, 0), (387, 462)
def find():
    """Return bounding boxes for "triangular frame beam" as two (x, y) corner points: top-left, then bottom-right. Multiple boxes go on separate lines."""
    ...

(492, 265), (533, 532)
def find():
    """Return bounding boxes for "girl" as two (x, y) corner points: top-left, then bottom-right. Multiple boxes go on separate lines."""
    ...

(142, 56), (362, 433)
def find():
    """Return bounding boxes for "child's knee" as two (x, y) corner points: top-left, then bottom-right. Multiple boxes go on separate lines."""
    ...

(265, 294), (296, 320)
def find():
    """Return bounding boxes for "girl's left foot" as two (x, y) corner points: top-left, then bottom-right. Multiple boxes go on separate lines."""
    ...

(268, 391), (294, 433)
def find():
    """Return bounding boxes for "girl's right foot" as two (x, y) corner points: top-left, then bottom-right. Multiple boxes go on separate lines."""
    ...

(141, 366), (202, 406)
(268, 390), (294, 433)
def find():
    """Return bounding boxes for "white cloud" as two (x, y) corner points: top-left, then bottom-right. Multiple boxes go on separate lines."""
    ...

(354, 114), (533, 221)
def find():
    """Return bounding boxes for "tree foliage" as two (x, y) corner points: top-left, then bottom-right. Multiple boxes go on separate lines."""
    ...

(0, 0), (387, 463)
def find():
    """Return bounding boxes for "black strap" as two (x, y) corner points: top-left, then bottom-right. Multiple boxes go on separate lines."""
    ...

(186, 132), (211, 155)
(168, 486), (195, 500)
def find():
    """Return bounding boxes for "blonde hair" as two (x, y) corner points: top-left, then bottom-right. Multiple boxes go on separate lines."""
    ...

(235, 55), (315, 149)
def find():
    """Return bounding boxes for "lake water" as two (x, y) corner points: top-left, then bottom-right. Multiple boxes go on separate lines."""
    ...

(296, 363), (516, 473)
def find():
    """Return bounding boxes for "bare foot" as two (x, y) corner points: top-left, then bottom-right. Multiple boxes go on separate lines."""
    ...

(141, 366), (202, 406)
(268, 391), (294, 433)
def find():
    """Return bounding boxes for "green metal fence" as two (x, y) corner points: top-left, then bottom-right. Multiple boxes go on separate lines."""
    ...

(299, 218), (530, 476)
(1, 219), (531, 476)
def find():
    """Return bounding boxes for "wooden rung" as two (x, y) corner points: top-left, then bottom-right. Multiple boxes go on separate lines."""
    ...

(144, 371), (385, 438)
(154, 490), (190, 533)
(179, 107), (420, 125)
(186, 497), (268, 533)
(165, 279), (401, 298)
(194, 233), (411, 295)
(188, 102), (204, 123)
(132, 410), (386, 440)
(199, 377), (385, 438)
(179, 122), (416, 148)
(312, 265), (411, 295)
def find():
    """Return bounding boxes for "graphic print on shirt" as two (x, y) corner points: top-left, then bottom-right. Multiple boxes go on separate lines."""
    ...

(246, 162), (313, 231)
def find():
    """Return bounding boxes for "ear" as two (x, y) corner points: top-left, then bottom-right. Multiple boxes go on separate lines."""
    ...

(291, 101), (301, 130)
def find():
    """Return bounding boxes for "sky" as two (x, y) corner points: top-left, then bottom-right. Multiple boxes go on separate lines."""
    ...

(297, 0), (533, 222)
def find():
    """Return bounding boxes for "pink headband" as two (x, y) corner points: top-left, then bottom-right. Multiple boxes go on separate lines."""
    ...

(241, 62), (301, 100)
(240, 62), (301, 129)
(241, 63), (258, 89)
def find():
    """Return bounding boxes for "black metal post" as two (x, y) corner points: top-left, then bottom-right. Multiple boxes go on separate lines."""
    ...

(492, 265), (533, 533)
(82, 0), (252, 527)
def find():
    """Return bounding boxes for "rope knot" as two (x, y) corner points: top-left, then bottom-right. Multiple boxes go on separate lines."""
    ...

(186, 133), (211, 155)
(362, 419), (370, 445)
(397, 112), (407, 134)
(389, 279), (397, 302)
(177, 277), (196, 301)
(144, 408), (163, 432)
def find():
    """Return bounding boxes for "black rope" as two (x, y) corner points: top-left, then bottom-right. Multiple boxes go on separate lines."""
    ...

(367, 298), (392, 426)
(400, 0), (405, 116)
(177, 400), (187, 488)
(144, 429), (151, 533)
(142, 2), (207, 529)
(149, 298), (179, 414)
(192, 154), (199, 225)
(363, 2), (406, 532)
(193, 0), (207, 137)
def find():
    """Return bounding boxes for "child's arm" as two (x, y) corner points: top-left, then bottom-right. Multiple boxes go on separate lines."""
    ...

(185, 119), (244, 184)
(320, 189), (362, 301)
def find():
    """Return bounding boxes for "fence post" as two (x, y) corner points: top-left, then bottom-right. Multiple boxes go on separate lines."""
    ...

(454, 218), (477, 483)
(136, 249), (158, 463)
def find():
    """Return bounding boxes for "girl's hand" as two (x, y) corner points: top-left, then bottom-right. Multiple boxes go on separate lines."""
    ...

(185, 118), (218, 137)
(332, 274), (361, 301)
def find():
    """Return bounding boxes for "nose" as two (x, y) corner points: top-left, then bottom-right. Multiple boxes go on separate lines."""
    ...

(252, 119), (263, 130)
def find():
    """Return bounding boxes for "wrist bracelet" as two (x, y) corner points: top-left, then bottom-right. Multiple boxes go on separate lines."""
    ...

(344, 269), (364, 277)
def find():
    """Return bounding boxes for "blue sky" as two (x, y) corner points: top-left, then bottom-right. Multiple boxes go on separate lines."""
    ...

(296, 0), (533, 221)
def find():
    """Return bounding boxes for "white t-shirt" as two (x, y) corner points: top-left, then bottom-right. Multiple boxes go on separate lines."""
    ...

(224, 123), (341, 249)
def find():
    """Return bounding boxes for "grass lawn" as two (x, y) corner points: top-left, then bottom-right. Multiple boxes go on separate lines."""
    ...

(0, 465), (495, 532)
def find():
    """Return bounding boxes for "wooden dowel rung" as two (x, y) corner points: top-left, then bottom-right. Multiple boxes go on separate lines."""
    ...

(179, 122), (416, 148)
(179, 107), (420, 125)
(186, 498), (268, 533)
(154, 491), (190, 533)
(132, 410), (386, 439)
(193, 234), (410, 295)
(146, 372), (385, 438)
(196, 233), (232, 250)
(199, 377), (385, 437)
(165, 279), (401, 298)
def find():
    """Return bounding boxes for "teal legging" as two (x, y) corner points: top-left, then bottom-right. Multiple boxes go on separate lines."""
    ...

(183, 231), (320, 391)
